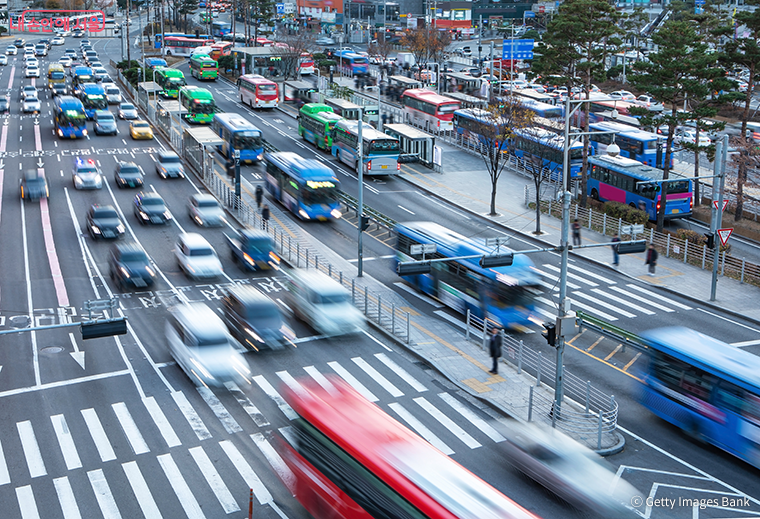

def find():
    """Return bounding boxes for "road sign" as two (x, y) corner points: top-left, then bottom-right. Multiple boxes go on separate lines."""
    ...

(713, 200), (728, 212)
(717, 228), (733, 246)
(276, 2), (284, 13)
(410, 244), (437, 255)
(524, 10), (536, 17)
(620, 224), (645, 235)
(538, 5), (545, 12)
(502, 38), (534, 60)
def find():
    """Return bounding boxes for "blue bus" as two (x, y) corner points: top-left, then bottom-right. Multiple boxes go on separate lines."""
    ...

(335, 51), (369, 76)
(588, 153), (692, 221)
(332, 119), (401, 175)
(54, 96), (87, 139)
(395, 221), (542, 330)
(211, 21), (231, 37)
(588, 121), (669, 169)
(80, 83), (107, 119)
(518, 98), (563, 119)
(639, 327), (760, 470)
(211, 113), (264, 164)
(72, 66), (95, 96)
(264, 152), (342, 221)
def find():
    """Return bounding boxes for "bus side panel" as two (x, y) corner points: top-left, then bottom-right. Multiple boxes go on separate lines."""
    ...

(265, 171), (281, 200)
(599, 183), (626, 204)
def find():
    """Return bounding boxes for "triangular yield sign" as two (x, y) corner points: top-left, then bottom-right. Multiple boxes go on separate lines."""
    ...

(717, 228), (733, 246)
(713, 200), (728, 212)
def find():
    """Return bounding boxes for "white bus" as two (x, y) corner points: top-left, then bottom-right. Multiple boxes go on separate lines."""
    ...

(331, 119), (401, 175)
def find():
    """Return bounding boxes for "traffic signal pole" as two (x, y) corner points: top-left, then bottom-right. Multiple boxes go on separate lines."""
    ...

(358, 113), (365, 277)
(710, 135), (727, 301)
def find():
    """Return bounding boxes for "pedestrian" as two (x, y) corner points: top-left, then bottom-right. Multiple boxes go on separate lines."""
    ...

(488, 327), (502, 375)
(255, 184), (263, 209)
(261, 204), (270, 231)
(611, 233), (620, 267)
(645, 244), (658, 276)
(572, 219), (582, 246)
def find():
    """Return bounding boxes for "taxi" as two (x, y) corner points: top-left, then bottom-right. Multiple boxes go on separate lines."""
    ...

(129, 120), (154, 140)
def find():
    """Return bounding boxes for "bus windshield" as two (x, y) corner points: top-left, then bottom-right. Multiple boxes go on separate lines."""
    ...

(60, 109), (86, 127)
(190, 101), (215, 114)
(233, 131), (263, 149)
(666, 180), (690, 194)
(303, 183), (338, 206)
(369, 139), (400, 153)
(84, 95), (107, 110)
(168, 77), (186, 86)
(439, 103), (460, 113)
(570, 148), (583, 161)
(50, 71), (64, 80)
(257, 84), (277, 93)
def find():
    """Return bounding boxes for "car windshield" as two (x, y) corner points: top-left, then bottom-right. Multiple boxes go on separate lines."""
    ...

(98, 114), (115, 122)
(106, 88), (119, 95)
(94, 209), (119, 219)
(77, 166), (97, 174)
(161, 155), (180, 163)
(120, 165), (141, 175)
(197, 199), (219, 208)
(121, 251), (148, 262)
(188, 247), (214, 257)
(121, 104), (134, 110)
(142, 197), (164, 206)
(26, 97), (38, 103)
(312, 292), (349, 305)
(134, 122), (149, 128)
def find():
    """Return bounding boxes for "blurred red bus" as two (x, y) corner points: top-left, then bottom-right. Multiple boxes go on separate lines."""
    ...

(275, 376), (543, 519)
(400, 89), (461, 133)
(299, 53), (315, 75)
(209, 41), (233, 62)
(237, 74), (279, 109)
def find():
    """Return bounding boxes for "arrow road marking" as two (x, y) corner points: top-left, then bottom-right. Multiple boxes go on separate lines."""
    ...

(68, 333), (85, 369)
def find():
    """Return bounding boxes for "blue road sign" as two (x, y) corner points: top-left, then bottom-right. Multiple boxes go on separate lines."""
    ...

(276, 3), (285, 14)
(502, 39), (534, 60)
(524, 11), (536, 17)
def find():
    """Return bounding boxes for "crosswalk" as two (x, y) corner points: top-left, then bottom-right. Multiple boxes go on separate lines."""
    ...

(0, 353), (509, 519)
(534, 263), (692, 321)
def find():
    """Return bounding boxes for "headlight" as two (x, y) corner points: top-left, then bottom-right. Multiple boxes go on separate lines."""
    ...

(145, 266), (155, 277)
(74, 176), (82, 184)
(82, 129), (88, 135)
(298, 209), (310, 219)
(90, 225), (101, 234)
(139, 211), (148, 219)
(163, 211), (172, 220)
(331, 209), (342, 218)
(119, 266), (130, 278)
(116, 224), (125, 233)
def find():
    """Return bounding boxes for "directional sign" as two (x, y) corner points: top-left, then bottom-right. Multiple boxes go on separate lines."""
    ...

(502, 39), (534, 60)
(276, 3), (285, 13)
(620, 224), (645, 235)
(713, 200), (729, 212)
(524, 10), (536, 17)
(410, 244), (436, 255)
(717, 228), (733, 246)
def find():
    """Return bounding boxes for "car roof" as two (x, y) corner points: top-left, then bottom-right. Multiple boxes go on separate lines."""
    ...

(158, 150), (179, 159)
(192, 193), (217, 203)
(178, 232), (213, 249)
(139, 192), (163, 200)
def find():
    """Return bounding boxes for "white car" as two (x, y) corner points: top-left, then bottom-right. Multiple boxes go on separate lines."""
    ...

(635, 94), (664, 112)
(93, 67), (109, 81)
(22, 85), (37, 99)
(51, 37), (65, 45)
(188, 194), (226, 227)
(25, 65), (40, 78)
(675, 128), (712, 147)
(6, 46), (17, 56)
(608, 90), (636, 101)
(22, 95), (40, 113)
(59, 56), (72, 67)
(118, 103), (138, 119)
(175, 233), (223, 279)
(104, 84), (122, 104)
(23, 52), (34, 62)
(0, 55), (7, 66)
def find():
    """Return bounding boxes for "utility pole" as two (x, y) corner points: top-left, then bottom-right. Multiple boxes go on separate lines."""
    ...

(477, 14), (482, 70)
(357, 114), (365, 277)
(710, 134), (728, 301)
(127, 0), (131, 65)
(160, 0), (166, 56)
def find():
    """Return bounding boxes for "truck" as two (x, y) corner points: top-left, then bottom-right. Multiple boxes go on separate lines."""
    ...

(225, 229), (279, 271)
(394, 52), (416, 68)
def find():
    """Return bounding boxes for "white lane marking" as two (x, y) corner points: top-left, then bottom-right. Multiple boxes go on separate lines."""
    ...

(374, 353), (427, 392)
(696, 307), (760, 334)
(567, 264), (615, 284)
(189, 446), (240, 514)
(303, 366), (337, 393)
(50, 414), (82, 470)
(398, 204), (415, 215)
(422, 194), (471, 219)
(532, 268), (581, 290)
(171, 391), (212, 440)
(88, 469), (122, 519)
(157, 453), (206, 519)
(81, 408), (117, 462)
(572, 292), (636, 318)
(17, 420), (46, 478)
(53, 477), (82, 519)
(626, 284), (693, 310)
(197, 386), (243, 433)
(387, 402), (454, 455)
(225, 382), (270, 427)
(122, 461), (162, 519)
(112, 402), (150, 455)
(16, 485), (40, 519)
(328, 361), (378, 402)
(438, 393), (505, 443)
(352, 357), (404, 397)
(253, 375), (298, 420)
(347, 254), (395, 263)
(731, 339), (760, 348)
(393, 282), (444, 308)
(0, 439), (9, 485)
(542, 263), (599, 287)
(143, 396), (181, 448)
(590, 288), (655, 315)
(251, 433), (296, 494)
(20, 191), (41, 385)
(414, 397), (481, 449)
(608, 285), (675, 313)
(362, 330), (393, 351)
(559, 297), (618, 322)
(533, 304), (559, 320)
(220, 440), (273, 505)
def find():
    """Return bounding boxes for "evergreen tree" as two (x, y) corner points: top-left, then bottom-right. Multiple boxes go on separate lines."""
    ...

(249, 0), (276, 46)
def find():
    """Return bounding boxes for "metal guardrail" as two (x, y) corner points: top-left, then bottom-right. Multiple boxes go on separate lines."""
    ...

(575, 311), (648, 352)
(337, 191), (397, 232)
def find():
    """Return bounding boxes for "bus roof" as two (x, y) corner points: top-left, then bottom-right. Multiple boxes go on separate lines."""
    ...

(299, 103), (334, 116)
(47, 63), (64, 72)
(642, 327), (760, 391)
(335, 119), (398, 142)
(265, 152), (338, 182)
(56, 95), (84, 108)
(191, 54), (217, 62)
(514, 126), (584, 149)
(156, 67), (184, 77)
(82, 83), (105, 93)
(383, 123), (433, 140)
(240, 74), (275, 84)
(74, 66), (93, 74)
(591, 120), (656, 139)
(180, 86), (213, 99)
(401, 89), (461, 106)
(213, 113), (260, 132)
(589, 153), (683, 181)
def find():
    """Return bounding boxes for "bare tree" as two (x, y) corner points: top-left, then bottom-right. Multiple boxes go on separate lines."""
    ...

(368, 34), (393, 65)
(519, 126), (563, 235)
(279, 30), (317, 79)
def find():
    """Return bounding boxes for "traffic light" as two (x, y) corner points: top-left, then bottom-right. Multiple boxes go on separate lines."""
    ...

(81, 318), (128, 340)
(617, 241), (647, 254)
(396, 261), (432, 276)
(541, 322), (556, 347)
(360, 215), (371, 232)
(705, 233), (715, 249)
(479, 253), (514, 268)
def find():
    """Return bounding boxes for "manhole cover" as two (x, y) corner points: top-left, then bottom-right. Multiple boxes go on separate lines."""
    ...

(9, 316), (30, 328)
(40, 346), (64, 354)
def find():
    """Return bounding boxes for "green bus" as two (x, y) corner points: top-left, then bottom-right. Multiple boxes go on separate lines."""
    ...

(154, 67), (186, 99)
(189, 55), (218, 81)
(298, 103), (344, 151)
(200, 12), (212, 23)
(179, 85), (216, 124)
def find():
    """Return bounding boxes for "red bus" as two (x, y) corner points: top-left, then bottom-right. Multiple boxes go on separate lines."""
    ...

(275, 376), (543, 519)
(299, 53), (315, 75)
(255, 37), (273, 47)
(209, 41), (233, 61)
(164, 36), (215, 57)
(400, 89), (461, 133)
(237, 74), (279, 109)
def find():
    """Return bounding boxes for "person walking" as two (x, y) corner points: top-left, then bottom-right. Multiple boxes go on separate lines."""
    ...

(255, 184), (263, 209)
(572, 219), (582, 246)
(645, 244), (658, 276)
(261, 204), (270, 231)
(488, 327), (502, 375)
(611, 233), (620, 267)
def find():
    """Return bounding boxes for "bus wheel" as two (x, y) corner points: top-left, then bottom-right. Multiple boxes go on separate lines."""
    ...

(629, 203), (637, 209)
(590, 189), (599, 200)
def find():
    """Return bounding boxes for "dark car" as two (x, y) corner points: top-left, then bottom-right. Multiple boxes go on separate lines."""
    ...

(38, 39), (51, 49)
(14, 38), (25, 48)
(93, 110), (118, 135)
(155, 150), (185, 178)
(0, 96), (9, 113)
(114, 161), (144, 188)
(51, 82), (68, 96)
(20, 170), (48, 201)
(133, 191), (172, 225)
(86, 204), (125, 240)
(72, 30), (84, 38)
(109, 242), (156, 290)
(221, 286), (295, 351)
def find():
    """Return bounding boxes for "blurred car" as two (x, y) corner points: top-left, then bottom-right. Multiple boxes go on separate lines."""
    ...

(52, 36), (65, 46)
(73, 157), (104, 189)
(104, 84), (122, 104)
(14, 38), (25, 48)
(72, 30), (84, 38)
(86, 204), (125, 240)
(24, 52), (36, 63)
(118, 102), (137, 119)
(114, 161), (145, 188)
(461, 67), (482, 78)
(675, 127), (712, 147)
(22, 95), (40, 113)
(51, 82), (68, 96)
(174, 232), (224, 279)
(23, 43), (34, 52)
(188, 193), (225, 227)
(25, 64), (39, 78)
(635, 94), (664, 112)
(498, 421), (639, 518)
(0, 55), (7, 66)
(608, 90), (636, 101)
(94, 110), (118, 135)
(130, 120), (153, 140)
(454, 47), (472, 57)
(133, 191), (172, 225)
(109, 242), (156, 289)
(165, 303), (251, 387)
(22, 85), (37, 100)
(0, 96), (9, 113)
(64, 49), (77, 59)
(222, 285), (295, 351)
(155, 150), (184, 178)
(6, 45), (17, 55)
(93, 67), (109, 81)
(315, 36), (335, 46)
(20, 170), (48, 201)
(80, 39), (91, 47)
(59, 56), (73, 67)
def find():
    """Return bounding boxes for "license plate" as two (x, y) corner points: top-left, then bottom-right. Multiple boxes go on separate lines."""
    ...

(150, 217), (162, 224)
(381, 165), (388, 169)
(672, 209), (680, 214)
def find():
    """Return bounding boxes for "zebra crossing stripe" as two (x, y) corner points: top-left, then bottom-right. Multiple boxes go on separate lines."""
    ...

(157, 453), (206, 519)
(142, 397), (181, 448)
(532, 267), (581, 289)
(542, 264), (599, 287)
(375, 353), (428, 392)
(533, 304), (558, 320)
(189, 446), (240, 514)
(303, 365), (338, 394)
(219, 440), (273, 505)
(81, 408), (117, 462)
(352, 357), (404, 397)
(590, 288), (655, 315)
(51, 414), (83, 470)
(0, 439), (10, 485)
(54, 476), (82, 519)
(566, 297), (618, 321)
(16, 485), (40, 519)
(388, 402), (454, 455)
(328, 361), (378, 402)
(572, 292), (636, 318)
(122, 461), (162, 519)
(17, 420), (46, 478)
(567, 264), (615, 285)
(626, 284), (692, 310)
(251, 432), (296, 493)
(437, 393), (506, 443)
(253, 375), (298, 421)
(87, 469), (122, 519)
(609, 286), (674, 312)
(112, 403), (150, 455)
(197, 387), (243, 434)
(225, 382), (270, 427)
(413, 397), (481, 449)
(277, 370), (308, 397)
(171, 391), (212, 441)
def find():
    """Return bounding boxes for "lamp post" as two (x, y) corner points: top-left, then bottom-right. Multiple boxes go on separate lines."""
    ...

(357, 109), (365, 277)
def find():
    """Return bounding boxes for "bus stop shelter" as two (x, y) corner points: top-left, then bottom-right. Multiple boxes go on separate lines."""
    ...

(183, 127), (223, 178)
(384, 123), (436, 167)
(156, 99), (189, 150)
(136, 81), (162, 113)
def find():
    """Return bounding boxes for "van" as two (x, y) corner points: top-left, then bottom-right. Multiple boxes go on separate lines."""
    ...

(283, 270), (365, 336)
(222, 286), (295, 351)
(395, 52), (416, 67)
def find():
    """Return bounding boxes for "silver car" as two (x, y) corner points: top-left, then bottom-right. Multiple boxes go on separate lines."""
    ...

(189, 194), (226, 227)
(175, 233), (224, 279)
(118, 102), (137, 119)
(155, 150), (185, 179)
(22, 95), (40, 113)
(104, 85), (122, 104)
(73, 158), (104, 190)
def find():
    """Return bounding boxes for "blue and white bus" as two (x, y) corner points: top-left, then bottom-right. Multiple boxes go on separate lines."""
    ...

(335, 51), (369, 76)
(518, 98), (563, 119)
(54, 96), (87, 139)
(264, 152), (342, 221)
(211, 113), (264, 164)
(639, 327), (760, 470)
(588, 153), (692, 220)
(211, 21), (231, 37)
(79, 83), (107, 119)
(332, 119), (400, 175)
(395, 221), (542, 330)
(588, 121), (669, 169)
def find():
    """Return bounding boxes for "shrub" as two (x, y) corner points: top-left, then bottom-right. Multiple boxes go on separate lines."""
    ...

(318, 59), (336, 69)
(313, 53), (326, 61)
(217, 55), (234, 71)
(676, 229), (706, 246)
(117, 59), (140, 71)
(606, 65), (623, 80)
(602, 201), (649, 224)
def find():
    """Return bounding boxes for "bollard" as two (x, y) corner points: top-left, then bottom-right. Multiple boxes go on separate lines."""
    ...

(392, 303), (396, 334)
(527, 386), (534, 422)
(721, 250), (726, 275)
(702, 244), (706, 270)
(352, 278), (355, 304)
(585, 381), (591, 417)
(602, 212), (606, 235)
(741, 258), (746, 284)
(296, 242), (300, 267)
(315, 256), (319, 272)
(684, 239), (688, 263)
(597, 412), (603, 450)
(518, 340), (523, 374)
(340, 271), (343, 286)
(537, 352), (542, 387)
(306, 249), (309, 269)
(248, 489), (253, 519)
(328, 263), (332, 278)
(288, 237), (292, 261)
(406, 312), (410, 344)
(482, 317), (488, 350)
(364, 289), (368, 315)
(466, 309), (471, 341)
(588, 208), (593, 229)
(666, 234), (670, 258)
(378, 295), (382, 323)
